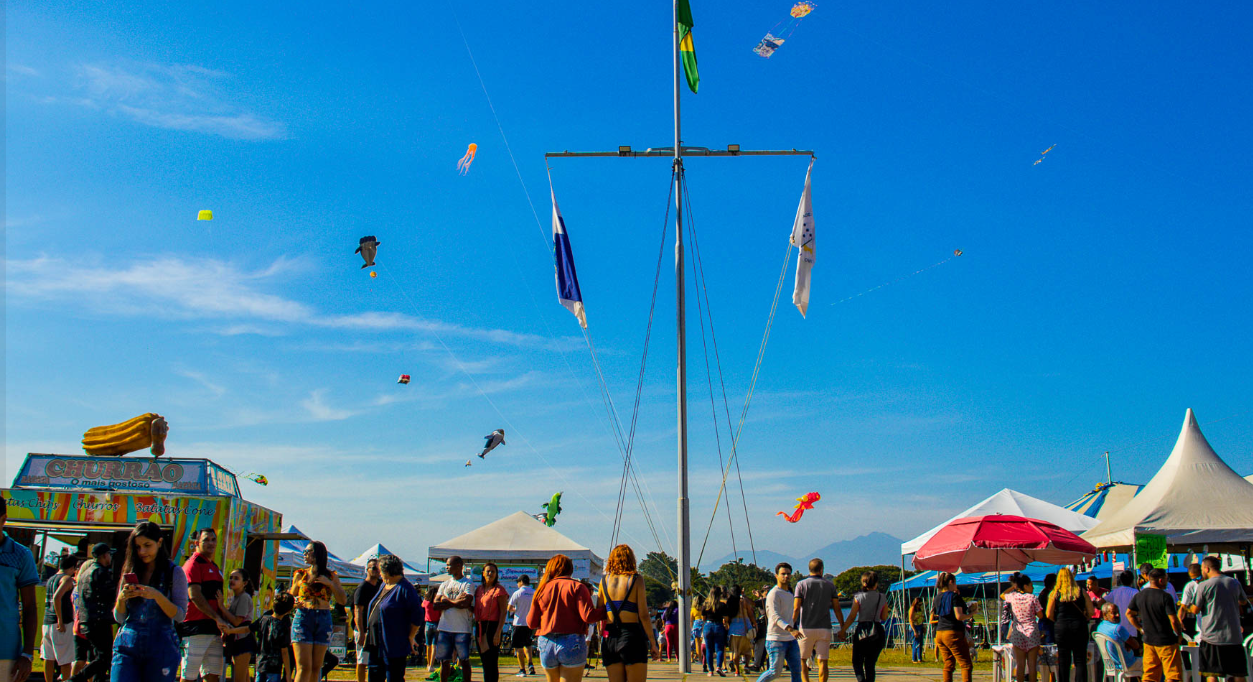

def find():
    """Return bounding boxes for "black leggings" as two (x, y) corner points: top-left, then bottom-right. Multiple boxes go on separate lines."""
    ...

(1054, 622), (1089, 682)
(478, 621), (500, 682)
(852, 634), (885, 682)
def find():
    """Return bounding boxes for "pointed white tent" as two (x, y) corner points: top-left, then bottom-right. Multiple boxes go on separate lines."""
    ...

(349, 543), (429, 586)
(901, 488), (1101, 556)
(428, 511), (603, 581)
(277, 525), (364, 584)
(1082, 409), (1253, 548)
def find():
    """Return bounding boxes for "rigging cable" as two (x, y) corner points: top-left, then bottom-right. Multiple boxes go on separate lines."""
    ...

(682, 174), (758, 566)
(694, 202), (798, 570)
(450, 3), (673, 561)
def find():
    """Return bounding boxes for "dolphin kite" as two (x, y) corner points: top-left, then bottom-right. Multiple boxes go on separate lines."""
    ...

(478, 429), (506, 459)
(356, 236), (380, 268)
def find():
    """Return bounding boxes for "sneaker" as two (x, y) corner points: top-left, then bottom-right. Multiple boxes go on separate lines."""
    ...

(515, 673), (526, 677)
(528, 668), (536, 676)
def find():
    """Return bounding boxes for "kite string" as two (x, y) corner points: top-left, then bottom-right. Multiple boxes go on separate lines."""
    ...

(376, 260), (658, 552)
(449, 5), (674, 556)
(829, 254), (957, 305)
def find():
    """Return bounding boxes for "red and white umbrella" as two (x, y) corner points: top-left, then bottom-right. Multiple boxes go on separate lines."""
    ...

(913, 514), (1097, 572)
(914, 515), (1097, 646)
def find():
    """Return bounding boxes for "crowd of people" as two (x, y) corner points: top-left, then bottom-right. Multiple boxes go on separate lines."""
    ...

(907, 562), (1251, 682)
(5, 507), (1252, 682)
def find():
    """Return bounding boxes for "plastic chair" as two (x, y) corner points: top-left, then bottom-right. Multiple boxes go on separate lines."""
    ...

(1092, 633), (1138, 682)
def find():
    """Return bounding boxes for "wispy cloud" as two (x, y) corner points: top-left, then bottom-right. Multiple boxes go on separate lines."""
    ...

(7, 64), (41, 78)
(300, 389), (358, 421)
(28, 61), (287, 140)
(176, 369), (227, 398)
(6, 256), (581, 351)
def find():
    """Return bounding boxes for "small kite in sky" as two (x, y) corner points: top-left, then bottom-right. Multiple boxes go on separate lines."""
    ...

(754, 2), (815, 58)
(954, 249), (963, 257)
(356, 236), (380, 268)
(458, 143), (477, 175)
(198, 210), (213, 221)
(478, 428), (505, 459)
(370, 271), (377, 278)
(1033, 144), (1057, 166)
(397, 374), (411, 384)
(777, 491), (820, 523)
(245, 473), (268, 486)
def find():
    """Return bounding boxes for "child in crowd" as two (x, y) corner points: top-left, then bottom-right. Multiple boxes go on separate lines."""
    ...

(224, 592), (295, 682)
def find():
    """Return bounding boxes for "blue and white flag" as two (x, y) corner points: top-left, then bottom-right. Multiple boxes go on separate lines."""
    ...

(789, 158), (815, 317)
(552, 189), (587, 328)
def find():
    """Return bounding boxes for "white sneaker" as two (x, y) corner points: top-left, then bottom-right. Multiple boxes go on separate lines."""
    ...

(515, 673), (527, 677)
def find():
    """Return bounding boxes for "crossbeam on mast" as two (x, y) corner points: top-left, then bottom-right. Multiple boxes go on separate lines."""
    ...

(546, 146), (815, 158)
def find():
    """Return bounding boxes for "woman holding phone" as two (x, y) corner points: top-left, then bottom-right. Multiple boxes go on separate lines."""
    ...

(111, 521), (189, 682)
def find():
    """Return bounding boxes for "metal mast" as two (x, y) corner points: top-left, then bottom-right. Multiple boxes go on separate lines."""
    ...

(672, 0), (693, 671)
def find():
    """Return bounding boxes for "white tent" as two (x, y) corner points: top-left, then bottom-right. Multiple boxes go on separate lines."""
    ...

(278, 525), (365, 584)
(901, 488), (1101, 556)
(428, 511), (603, 582)
(1082, 409), (1253, 548)
(349, 543), (429, 586)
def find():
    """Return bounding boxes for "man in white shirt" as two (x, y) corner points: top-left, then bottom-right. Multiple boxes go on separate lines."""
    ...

(1106, 570), (1141, 640)
(434, 556), (475, 682)
(508, 575), (536, 677)
(755, 563), (802, 682)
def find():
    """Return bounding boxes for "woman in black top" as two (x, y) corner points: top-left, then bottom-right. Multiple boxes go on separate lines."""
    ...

(1045, 568), (1094, 682)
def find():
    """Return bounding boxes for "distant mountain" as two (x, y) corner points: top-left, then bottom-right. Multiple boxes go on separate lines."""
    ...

(700, 532), (904, 574)
(804, 532), (903, 574)
(702, 549), (797, 572)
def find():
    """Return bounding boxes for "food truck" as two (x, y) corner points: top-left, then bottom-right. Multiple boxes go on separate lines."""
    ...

(2, 453), (286, 611)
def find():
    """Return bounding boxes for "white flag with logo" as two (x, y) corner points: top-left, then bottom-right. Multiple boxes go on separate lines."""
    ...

(789, 158), (815, 317)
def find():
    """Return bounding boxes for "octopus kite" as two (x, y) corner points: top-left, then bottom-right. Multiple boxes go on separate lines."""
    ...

(755, 2), (815, 58)
(458, 143), (477, 174)
(1033, 144), (1057, 166)
(777, 491), (821, 523)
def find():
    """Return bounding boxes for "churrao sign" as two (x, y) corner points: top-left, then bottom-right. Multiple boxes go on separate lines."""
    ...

(16, 454), (207, 494)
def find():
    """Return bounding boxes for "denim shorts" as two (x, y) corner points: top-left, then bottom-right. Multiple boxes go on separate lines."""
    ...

(425, 623), (440, 646)
(256, 673), (283, 682)
(538, 633), (588, 669)
(291, 608), (333, 646)
(435, 631), (471, 662)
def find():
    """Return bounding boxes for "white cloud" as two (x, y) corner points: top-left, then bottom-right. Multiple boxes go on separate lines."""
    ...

(54, 61), (287, 140)
(7, 64), (41, 77)
(300, 389), (358, 421)
(6, 256), (581, 351)
(176, 369), (227, 398)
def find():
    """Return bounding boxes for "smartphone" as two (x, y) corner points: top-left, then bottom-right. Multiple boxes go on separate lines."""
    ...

(123, 573), (139, 585)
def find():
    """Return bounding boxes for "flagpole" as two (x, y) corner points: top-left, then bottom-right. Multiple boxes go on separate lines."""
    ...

(673, 0), (693, 673)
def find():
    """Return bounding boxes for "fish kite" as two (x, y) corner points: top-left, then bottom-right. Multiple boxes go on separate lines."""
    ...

(457, 143), (477, 175)
(82, 413), (170, 457)
(1032, 144), (1057, 166)
(477, 429), (505, 459)
(776, 491), (820, 523)
(754, 1), (815, 58)
(197, 210), (213, 221)
(245, 473), (268, 486)
(356, 236), (380, 268)
(397, 374), (411, 384)
(540, 492), (563, 527)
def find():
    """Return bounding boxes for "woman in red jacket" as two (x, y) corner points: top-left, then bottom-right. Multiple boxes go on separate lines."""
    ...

(527, 555), (606, 682)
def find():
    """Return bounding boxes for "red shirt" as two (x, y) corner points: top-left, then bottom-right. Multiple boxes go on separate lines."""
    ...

(526, 578), (605, 637)
(475, 585), (508, 622)
(183, 552), (224, 624)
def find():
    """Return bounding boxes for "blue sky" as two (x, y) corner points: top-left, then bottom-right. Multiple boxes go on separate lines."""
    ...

(7, 0), (1252, 569)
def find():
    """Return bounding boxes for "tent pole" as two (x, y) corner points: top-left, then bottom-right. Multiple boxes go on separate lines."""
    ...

(996, 550), (1001, 647)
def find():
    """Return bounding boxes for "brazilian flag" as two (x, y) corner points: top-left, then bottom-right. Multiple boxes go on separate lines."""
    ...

(678, 0), (699, 93)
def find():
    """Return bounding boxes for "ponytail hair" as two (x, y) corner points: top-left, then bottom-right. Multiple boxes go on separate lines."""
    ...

(936, 572), (957, 589)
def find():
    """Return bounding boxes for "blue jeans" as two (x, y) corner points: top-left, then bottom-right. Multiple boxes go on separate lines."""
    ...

(110, 599), (181, 682)
(703, 621), (727, 671)
(256, 674), (283, 682)
(911, 626), (925, 662)
(292, 608), (333, 646)
(537, 634), (587, 669)
(756, 639), (801, 682)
